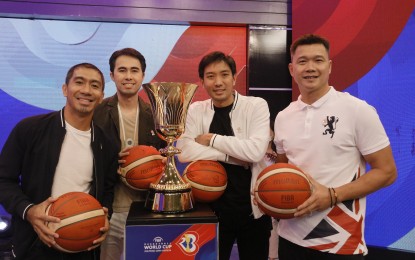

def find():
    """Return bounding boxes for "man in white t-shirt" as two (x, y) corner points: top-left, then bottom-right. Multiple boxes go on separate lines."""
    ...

(0, 63), (118, 259)
(274, 34), (397, 260)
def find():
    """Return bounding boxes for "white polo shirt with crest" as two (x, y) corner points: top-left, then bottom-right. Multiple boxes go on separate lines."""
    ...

(274, 86), (390, 255)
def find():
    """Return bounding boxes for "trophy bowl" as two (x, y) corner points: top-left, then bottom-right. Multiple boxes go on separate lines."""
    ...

(142, 82), (198, 213)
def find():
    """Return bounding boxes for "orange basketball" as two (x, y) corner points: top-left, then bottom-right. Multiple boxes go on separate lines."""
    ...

(254, 163), (312, 219)
(120, 145), (164, 190)
(46, 192), (106, 253)
(183, 160), (227, 203)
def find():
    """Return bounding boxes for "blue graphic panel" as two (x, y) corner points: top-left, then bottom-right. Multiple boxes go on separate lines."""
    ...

(126, 224), (218, 259)
(346, 12), (415, 252)
(0, 18), (187, 111)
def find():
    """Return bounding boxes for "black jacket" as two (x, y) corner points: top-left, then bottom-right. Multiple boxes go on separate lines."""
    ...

(0, 109), (118, 259)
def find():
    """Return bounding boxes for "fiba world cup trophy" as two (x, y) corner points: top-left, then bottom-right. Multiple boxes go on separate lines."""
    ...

(142, 82), (198, 213)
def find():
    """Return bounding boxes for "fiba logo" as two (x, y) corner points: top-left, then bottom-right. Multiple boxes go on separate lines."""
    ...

(177, 231), (199, 256)
(153, 237), (163, 243)
(143, 236), (171, 252)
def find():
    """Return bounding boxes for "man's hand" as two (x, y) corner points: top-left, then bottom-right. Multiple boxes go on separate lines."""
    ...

(117, 146), (133, 175)
(294, 173), (332, 218)
(88, 207), (110, 251)
(194, 133), (214, 146)
(118, 146), (133, 165)
(26, 197), (60, 247)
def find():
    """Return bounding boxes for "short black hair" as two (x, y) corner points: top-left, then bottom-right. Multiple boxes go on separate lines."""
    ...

(109, 48), (146, 73)
(198, 51), (236, 79)
(290, 34), (330, 59)
(65, 63), (105, 90)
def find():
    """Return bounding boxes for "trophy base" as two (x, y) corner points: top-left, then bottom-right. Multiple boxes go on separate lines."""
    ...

(144, 187), (194, 213)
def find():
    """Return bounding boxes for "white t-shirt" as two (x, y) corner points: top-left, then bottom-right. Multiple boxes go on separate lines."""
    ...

(274, 87), (390, 255)
(51, 122), (93, 197)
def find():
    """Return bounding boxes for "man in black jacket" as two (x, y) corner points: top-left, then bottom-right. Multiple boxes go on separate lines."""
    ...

(0, 63), (118, 260)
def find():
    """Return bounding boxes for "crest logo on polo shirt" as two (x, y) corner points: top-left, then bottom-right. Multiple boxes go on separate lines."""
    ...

(322, 116), (339, 138)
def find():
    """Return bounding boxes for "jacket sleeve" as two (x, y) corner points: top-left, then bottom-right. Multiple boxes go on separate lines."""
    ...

(0, 121), (34, 220)
(102, 138), (119, 218)
(177, 103), (227, 163)
(210, 97), (270, 163)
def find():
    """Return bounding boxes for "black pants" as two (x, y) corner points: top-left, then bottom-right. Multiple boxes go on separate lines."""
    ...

(279, 237), (365, 260)
(217, 212), (271, 260)
(20, 238), (98, 260)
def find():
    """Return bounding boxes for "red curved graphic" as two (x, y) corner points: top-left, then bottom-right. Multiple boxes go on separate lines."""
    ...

(139, 26), (247, 103)
(292, 0), (415, 98)
(157, 224), (216, 260)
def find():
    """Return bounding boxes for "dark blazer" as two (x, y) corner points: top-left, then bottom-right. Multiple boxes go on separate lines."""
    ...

(93, 94), (164, 151)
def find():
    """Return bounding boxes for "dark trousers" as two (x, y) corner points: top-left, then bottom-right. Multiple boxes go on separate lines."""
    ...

(20, 238), (98, 260)
(217, 212), (271, 260)
(279, 237), (365, 260)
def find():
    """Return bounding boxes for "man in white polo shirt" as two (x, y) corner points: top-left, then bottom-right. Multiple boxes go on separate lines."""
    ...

(274, 34), (397, 260)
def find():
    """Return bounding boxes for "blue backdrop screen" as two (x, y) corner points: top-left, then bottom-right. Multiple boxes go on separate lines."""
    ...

(347, 13), (415, 252)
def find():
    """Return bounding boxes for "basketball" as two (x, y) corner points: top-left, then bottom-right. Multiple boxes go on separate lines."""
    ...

(183, 160), (227, 203)
(120, 145), (164, 190)
(254, 163), (312, 219)
(45, 192), (106, 253)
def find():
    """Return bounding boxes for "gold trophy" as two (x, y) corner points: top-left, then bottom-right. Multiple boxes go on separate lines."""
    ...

(142, 82), (198, 213)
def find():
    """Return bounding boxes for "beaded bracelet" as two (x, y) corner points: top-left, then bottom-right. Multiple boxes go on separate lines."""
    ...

(328, 187), (333, 208)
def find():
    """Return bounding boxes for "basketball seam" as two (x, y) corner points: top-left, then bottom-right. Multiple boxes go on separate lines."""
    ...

(48, 209), (104, 233)
(255, 194), (297, 214)
(255, 168), (312, 191)
(120, 177), (151, 191)
(186, 169), (226, 175)
(121, 173), (161, 180)
(120, 155), (164, 174)
(185, 161), (226, 172)
(47, 193), (101, 219)
(183, 175), (227, 192)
